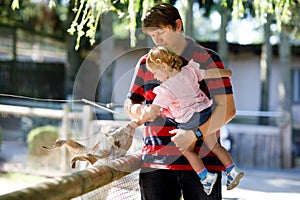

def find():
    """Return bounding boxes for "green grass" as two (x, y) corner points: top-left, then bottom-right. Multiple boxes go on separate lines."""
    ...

(0, 172), (48, 184)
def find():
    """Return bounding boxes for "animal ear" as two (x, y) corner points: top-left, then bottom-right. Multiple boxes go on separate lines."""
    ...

(101, 126), (108, 134)
(101, 125), (115, 134)
(114, 141), (121, 148)
(106, 135), (114, 144)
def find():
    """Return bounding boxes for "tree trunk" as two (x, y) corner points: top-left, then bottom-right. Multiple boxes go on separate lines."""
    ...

(218, 6), (230, 67)
(66, 4), (84, 98)
(259, 14), (272, 124)
(279, 29), (292, 168)
(184, 0), (194, 38)
(98, 11), (114, 103)
(278, 30), (292, 112)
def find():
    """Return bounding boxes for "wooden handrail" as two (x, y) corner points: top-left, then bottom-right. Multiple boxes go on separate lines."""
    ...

(0, 152), (142, 200)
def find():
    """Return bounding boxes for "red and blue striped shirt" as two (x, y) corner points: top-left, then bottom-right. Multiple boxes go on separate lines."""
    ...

(128, 38), (233, 171)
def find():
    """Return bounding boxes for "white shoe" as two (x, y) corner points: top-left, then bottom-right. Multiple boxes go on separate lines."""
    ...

(201, 172), (218, 195)
(226, 167), (244, 190)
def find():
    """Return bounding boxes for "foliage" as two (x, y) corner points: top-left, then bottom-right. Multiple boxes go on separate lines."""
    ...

(11, 0), (164, 50)
(196, 0), (300, 40)
(11, 0), (299, 48)
(3, 0), (66, 38)
(27, 125), (58, 156)
(229, 0), (300, 35)
(66, 0), (164, 49)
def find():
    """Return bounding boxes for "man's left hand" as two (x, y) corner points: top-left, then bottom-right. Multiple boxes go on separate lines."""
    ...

(169, 129), (197, 153)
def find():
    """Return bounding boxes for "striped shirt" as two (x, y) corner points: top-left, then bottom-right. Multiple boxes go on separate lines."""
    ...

(127, 38), (233, 171)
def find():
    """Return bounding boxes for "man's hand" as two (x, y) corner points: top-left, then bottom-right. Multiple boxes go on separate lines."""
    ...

(169, 129), (197, 153)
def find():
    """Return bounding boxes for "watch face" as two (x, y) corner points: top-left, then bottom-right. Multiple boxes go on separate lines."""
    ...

(196, 129), (203, 138)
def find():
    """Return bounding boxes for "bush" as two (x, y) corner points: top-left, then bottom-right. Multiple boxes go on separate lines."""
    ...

(27, 125), (58, 156)
(26, 125), (76, 171)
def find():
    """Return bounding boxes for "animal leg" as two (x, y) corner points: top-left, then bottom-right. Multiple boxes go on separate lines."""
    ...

(71, 153), (98, 168)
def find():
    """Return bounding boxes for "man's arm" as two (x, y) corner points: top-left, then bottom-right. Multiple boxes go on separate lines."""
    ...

(171, 94), (236, 152)
(200, 94), (236, 137)
(124, 55), (148, 119)
(204, 68), (232, 79)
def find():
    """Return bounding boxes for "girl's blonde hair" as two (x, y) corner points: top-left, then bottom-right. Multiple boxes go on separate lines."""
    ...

(146, 45), (183, 72)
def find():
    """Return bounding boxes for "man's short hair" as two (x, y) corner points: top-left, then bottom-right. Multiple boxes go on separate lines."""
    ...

(142, 3), (183, 33)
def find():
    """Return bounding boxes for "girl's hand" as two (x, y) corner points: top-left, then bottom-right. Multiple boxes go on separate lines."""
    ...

(139, 104), (160, 122)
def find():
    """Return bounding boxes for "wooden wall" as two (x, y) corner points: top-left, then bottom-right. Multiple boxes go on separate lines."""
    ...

(227, 124), (281, 169)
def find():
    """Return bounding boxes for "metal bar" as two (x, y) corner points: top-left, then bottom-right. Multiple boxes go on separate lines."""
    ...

(236, 110), (284, 118)
(82, 99), (130, 120)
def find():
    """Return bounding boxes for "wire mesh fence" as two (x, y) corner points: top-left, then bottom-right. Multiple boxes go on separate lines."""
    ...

(74, 170), (141, 200)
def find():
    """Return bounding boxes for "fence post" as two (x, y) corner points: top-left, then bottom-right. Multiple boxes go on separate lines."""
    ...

(61, 104), (70, 173)
(82, 105), (93, 139)
(279, 112), (292, 169)
(281, 124), (292, 169)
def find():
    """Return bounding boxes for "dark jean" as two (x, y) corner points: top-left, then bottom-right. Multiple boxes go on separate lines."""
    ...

(178, 106), (212, 133)
(139, 168), (222, 200)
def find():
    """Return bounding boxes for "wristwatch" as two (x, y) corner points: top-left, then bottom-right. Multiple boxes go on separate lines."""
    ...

(194, 128), (203, 139)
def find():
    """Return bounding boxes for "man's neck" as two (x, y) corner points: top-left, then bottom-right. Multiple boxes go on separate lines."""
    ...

(173, 36), (188, 55)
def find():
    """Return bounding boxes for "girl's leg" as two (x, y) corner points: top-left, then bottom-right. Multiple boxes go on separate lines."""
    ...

(183, 143), (218, 195)
(204, 133), (244, 190)
(183, 143), (205, 173)
(203, 133), (233, 167)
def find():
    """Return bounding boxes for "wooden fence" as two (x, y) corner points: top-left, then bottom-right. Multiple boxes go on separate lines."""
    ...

(227, 124), (280, 168)
(0, 152), (142, 200)
(0, 103), (93, 172)
(228, 111), (292, 169)
(0, 104), (292, 170)
(0, 103), (142, 199)
(0, 104), (293, 199)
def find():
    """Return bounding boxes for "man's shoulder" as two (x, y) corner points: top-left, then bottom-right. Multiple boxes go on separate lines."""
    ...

(184, 38), (219, 62)
(135, 53), (150, 74)
(194, 42), (218, 55)
(139, 53), (148, 64)
(189, 42), (222, 66)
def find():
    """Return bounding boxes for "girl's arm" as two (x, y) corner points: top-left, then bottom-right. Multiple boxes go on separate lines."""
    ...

(203, 68), (232, 79)
(134, 104), (161, 126)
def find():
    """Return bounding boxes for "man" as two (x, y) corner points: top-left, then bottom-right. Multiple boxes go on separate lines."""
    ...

(124, 3), (236, 200)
